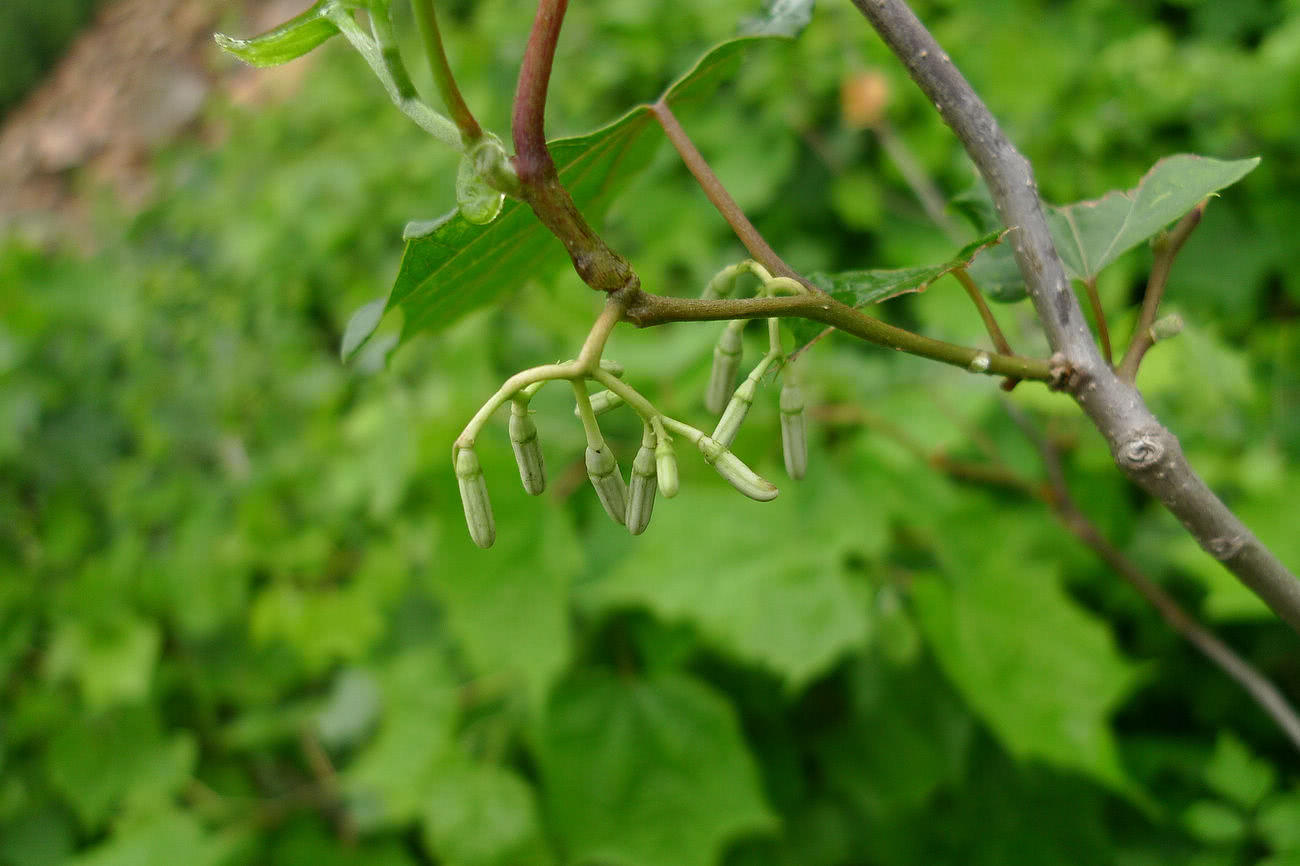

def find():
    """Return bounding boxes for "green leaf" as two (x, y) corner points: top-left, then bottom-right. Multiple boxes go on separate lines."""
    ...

(214, 0), (339, 68)
(1258, 792), (1300, 852)
(431, 447), (580, 708)
(791, 230), (1007, 350)
(421, 762), (554, 866)
(1050, 154), (1259, 280)
(66, 811), (245, 866)
(1182, 800), (1248, 845)
(909, 505), (1144, 797)
(583, 463), (877, 689)
(1202, 732), (1276, 810)
(44, 614), (161, 710)
(537, 672), (775, 866)
(44, 706), (196, 830)
(341, 297), (387, 362)
(815, 654), (973, 818)
(343, 648), (460, 828)
(348, 36), (790, 355)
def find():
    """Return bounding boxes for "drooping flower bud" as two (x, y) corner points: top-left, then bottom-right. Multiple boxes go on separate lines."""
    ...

(696, 435), (779, 502)
(701, 264), (740, 300)
(712, 375), (758, 449)
(706, 321), (745, 415)
(574, 389), (624, 418)
(509, 401), (546, 495)
(599, 358), (626, 378)
(585, 445), (628, 525)
(455, 447), (496, 548)
(655, 435), (679, 499)
(625, 431), (658, 536)
(779, 376), (807, 481)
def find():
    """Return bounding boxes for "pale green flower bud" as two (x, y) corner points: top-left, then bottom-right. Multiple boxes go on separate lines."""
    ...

(655, 435), (679, 499)
(625, 434), (658, 536)
(712, 376), (757, 449)
(455, 448), (496, 548)
(585, 445), (628, 525)
(701, 264), (739, 300)
(509, 402), (546, 496)
(696, 436), (779, 502)
(574, 389), (624, 418)
(599, 358), (626, 378)
(779, 378), (807, 480)
(706, 321), (744, 415)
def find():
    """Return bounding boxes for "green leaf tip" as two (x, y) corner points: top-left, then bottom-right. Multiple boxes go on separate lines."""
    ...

(214, 0), (339, 68)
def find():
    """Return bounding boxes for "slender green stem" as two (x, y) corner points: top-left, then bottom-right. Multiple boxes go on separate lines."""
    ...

(952, 267), (1013, 357)
(456, 362), (575, 449)
(572, 381), (605, 450)
(1117, 201), (1206, 382)
(1081, 276), (1112, 365)
(652, 100), (803, 283)
(409, 0), (482, 144)
(622, 290), (1054, 382)
(577, 299), (625, 368)
(325, 5), (461, 147)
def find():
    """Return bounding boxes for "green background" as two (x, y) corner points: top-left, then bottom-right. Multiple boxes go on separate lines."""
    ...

(3, 0), (1300, 863)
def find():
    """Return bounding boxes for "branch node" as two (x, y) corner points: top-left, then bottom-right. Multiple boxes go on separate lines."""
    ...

(1117, 432), (1165, 471)
(1207, 535), (1247, 562)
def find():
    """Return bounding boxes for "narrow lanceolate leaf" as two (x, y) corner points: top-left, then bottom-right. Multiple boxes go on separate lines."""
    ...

(790, 230), (1007, 351)
(341, 36), (794, 356)
(625, 435), (658, 536)
(1049, 154), (1260, 280)
(214, 0), (339, 67)
(585, 446), (628, 526)
(455, 448), (495, 549)
(509, 403), (546, 496)
(705, 321), (745, 415)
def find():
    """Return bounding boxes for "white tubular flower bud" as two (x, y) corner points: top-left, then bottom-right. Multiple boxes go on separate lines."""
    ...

(712, 375), (758, 449)
(574, 389), (624, 418)
(655, 435), (679, 499)
(625, 432), (658, 536)
(779, 377), (807, 481)
(696, 436), (779, 502)
(585, 445), (628, 525)
(455, 448), (496, 549)
(599, 358), (626, 378)
(509, 402), (546, 496)
(706, 321), (745, 415)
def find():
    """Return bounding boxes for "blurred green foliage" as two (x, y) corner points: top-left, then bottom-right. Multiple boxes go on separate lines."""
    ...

(0, 0), (100, 117)
(3, 0), (1300, 864)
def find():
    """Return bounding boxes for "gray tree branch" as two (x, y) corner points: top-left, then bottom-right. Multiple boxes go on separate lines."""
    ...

(847, 0), (1300, 633)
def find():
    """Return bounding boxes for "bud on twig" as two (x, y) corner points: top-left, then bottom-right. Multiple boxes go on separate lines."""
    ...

(696, 435), (779, 502)
(455, 448), (496, 548)
(779, 376), (807, 481)
(702, 264), (739, 300)
(706, 321), (745, 415)
(509, 401), (546, 495)
(599, 358), (626, 378)
(585, 445), (628, 525)
(655, 435), (679, 499)
(625, 432), (658, 535)
(1149, 313), (1185, 342)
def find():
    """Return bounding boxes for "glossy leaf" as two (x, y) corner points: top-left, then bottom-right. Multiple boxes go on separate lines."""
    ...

(345, 36), (791, 355)
(214, 0), (340, 68)
(1050, 154), (1259, 279)
(537, 672), (775, 866)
